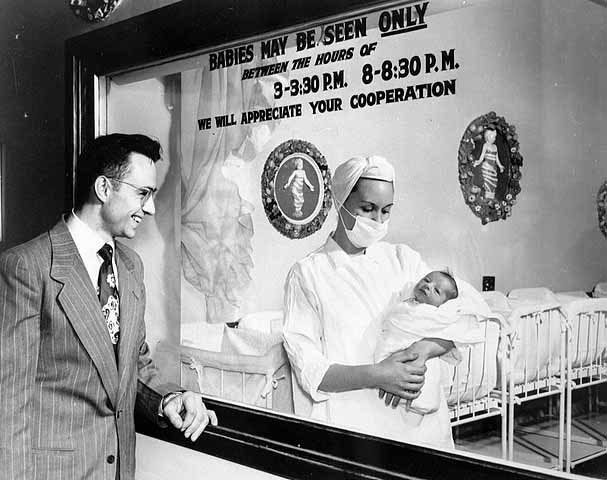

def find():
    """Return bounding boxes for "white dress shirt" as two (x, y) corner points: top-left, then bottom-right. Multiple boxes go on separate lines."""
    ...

(66, 212), (174, 414)
(66, 211), (118, 293)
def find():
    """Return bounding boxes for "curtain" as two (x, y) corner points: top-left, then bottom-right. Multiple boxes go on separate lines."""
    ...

(181, 62), (287, 323)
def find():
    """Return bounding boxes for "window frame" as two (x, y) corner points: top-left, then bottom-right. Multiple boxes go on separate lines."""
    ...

(66, 1), (568, 478)
(0, 141), (4, 243)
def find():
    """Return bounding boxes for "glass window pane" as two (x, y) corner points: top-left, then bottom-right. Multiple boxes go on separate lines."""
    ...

(104, 1), (607, 476)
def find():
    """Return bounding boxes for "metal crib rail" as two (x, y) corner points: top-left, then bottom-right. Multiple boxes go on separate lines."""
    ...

(503, 302), (567, 470)
(564, 298), (607, 473)
(448, 314), (507, 459)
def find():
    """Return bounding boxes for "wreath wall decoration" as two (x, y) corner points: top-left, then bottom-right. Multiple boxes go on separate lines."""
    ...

(261, 139), (332, 239)
(458, 111), (523, 225)
(69, 0), (123, 22)
(598, 180), (607, 239)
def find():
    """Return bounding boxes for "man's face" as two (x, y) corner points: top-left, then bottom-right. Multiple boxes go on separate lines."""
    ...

(101, 152), (157, 239)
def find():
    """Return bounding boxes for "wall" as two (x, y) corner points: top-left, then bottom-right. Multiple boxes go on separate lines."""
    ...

(0, 0), (180, 250)
(0, 0), (602, 321)
(236, 0), (607, 311)
(243, 0), (546, 303)
(0, 2), (602, 316)
(537, 0), (607, 287)
(99, 1), (607, 332)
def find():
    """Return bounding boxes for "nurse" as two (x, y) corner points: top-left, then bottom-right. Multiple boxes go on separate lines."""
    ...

(282, 155), (457, 448)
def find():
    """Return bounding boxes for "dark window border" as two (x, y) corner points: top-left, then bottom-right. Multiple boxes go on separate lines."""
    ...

(67, 1), (567, 478)
(137, 398), (560, 480)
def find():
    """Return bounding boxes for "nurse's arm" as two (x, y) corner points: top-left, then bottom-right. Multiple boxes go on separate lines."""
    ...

(375, 339), (455, 408)
(318, 350), (426, 400)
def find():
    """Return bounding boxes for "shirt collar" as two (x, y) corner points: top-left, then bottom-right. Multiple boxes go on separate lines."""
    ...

(66, 210), (115, 260)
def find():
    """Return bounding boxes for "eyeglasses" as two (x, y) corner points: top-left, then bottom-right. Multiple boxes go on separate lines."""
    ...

(109, 178), (158, 206)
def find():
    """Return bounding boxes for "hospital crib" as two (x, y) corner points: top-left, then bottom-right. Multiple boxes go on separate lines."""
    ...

(454, 289), (568, 469)
(449, 289), (607, 471)
(445, 313), (507, 459)
(562, 297), (607, 472)
(179, 315), (295, 414)
(446, 290), (567, 465)
(483, 289), (607, 471)
(502, 290), (567, 469)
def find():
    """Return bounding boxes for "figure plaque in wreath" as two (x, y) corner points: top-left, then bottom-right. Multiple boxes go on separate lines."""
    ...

(261, 139), (332, 239)
(598, 180), (607, 239)
(458, 112), (523, 225)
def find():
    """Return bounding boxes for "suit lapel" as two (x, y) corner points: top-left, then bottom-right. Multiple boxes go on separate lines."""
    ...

(115, 243), (141, 404)
(49, 220), (119, 408)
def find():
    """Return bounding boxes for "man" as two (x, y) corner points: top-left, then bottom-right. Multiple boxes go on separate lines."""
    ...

(0, 134), (217, 480)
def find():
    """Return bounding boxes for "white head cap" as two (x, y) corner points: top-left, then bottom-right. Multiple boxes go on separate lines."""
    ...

(331, 155), (395, 208)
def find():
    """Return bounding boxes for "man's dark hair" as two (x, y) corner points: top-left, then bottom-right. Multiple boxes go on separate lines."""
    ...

(74, 133), (161, 209)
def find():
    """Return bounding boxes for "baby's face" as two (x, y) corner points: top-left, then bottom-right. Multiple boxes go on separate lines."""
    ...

(413, 272), (455, 307)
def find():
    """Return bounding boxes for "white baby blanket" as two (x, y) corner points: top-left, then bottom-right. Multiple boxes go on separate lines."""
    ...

(375, 294), (487, 422)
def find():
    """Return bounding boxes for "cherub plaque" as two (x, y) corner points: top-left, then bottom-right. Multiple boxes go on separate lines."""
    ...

(261, 139), (332, 239)
(598, 180), (607, 239)
(458, 111), (523, 225)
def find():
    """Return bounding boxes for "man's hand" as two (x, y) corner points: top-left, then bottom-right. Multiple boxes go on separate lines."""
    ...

(162, 391), (218, 441)
(375, 350), (426, 408)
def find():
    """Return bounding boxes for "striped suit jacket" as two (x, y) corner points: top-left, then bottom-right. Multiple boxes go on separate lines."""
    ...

(0, 219), (174, 480)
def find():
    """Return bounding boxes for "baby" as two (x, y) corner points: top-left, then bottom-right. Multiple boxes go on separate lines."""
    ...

(410, 270), (459, 307)
(375, 270), (484, 427)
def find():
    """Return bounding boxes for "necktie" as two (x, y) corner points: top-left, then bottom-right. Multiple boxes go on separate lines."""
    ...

(97, 244), (120, 345)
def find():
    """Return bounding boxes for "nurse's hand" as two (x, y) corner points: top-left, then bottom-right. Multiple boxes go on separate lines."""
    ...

(379, 389), (409, 408)
(375, 350), (426, 407)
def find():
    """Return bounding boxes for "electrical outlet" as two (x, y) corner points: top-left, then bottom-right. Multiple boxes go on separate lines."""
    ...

(482, 276), (495, 292)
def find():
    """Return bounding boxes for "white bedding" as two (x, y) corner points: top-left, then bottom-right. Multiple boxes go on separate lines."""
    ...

(444, 316), (501, 405)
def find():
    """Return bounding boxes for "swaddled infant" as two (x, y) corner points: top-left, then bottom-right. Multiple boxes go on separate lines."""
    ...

(375, 270), (484, 427)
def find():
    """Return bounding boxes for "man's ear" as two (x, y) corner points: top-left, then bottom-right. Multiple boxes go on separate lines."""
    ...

(94, 176), (111, 203)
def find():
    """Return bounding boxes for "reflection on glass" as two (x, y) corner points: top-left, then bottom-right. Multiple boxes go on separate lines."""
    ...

(105, 0), (607, 477)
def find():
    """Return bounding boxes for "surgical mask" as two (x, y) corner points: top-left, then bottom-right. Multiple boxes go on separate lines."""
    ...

(338, 204), (389, 248)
